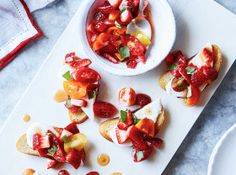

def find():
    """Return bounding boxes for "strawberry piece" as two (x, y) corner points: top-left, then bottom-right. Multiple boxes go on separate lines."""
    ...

(201, 48), (213, 64)
(119, 88), (136, 107)
(135, 118), (155, 137)
(146, 137), (163, 149)
(190, 69), (207, 87)
(94, 21), (108, 32)
(108, 0), (122, 9)
(135, 93), (151, 107)
(86, 172), (99, 175)
(126, 59), (138, 69)
(47, 159), (58, 169)
(72, 59), (92, 69)
(128, 126), (148, 150)
(58, 170), (70, 175)
(108, 10), (120, 21)
(71, 99), (88, 108)
(65, 52), (76, 64)
(94, 11), (107, 21)
(129, 40), (146, 56)
(60, 129), (73, 141)
(98, 5), (113, 14)
(101, 44), (118, 54)
(66, 149), (82, 169)
(93, 101), (118, 118)
(115, 127), (129, 144)
(33, 134), (51, 150)
(117, 110), (133, 130)
(103, 53), (119, 64)
(120, 9), (132, 23)
(65, 123), (80, 134)
(201, 66), (218, 81)
(132, 146), (153, 162)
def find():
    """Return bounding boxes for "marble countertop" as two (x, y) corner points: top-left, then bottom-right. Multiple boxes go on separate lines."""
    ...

(0, 0), (236, 174)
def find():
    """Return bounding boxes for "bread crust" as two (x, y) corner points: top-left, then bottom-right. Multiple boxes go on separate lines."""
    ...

(16, 134), (39, 156)
(68, 109), (88, 124)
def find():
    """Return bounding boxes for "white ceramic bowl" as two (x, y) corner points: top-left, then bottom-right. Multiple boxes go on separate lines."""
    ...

(79, 0), (176, 76)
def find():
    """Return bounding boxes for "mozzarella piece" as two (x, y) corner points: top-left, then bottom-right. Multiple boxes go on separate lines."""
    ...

(134, 98), (162, 122)
(26, 123), (57, 148)
(81, 97), (95, 120)
(165, 78), (188, 98)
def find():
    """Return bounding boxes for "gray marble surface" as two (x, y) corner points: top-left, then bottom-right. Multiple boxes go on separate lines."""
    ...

(0, 0), (236, 174)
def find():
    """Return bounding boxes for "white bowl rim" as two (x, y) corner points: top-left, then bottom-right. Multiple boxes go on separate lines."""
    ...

(78, 0), (176, 76)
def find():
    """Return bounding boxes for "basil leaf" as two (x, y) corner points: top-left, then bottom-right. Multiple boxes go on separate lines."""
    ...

(136, 151), (144, 161)
(48, 145), (57, 156)
(185, 66), (195, 74)
(133, 115), (141, 124)
(65, 99), (72, 108)
(119, 46), (130, 59)
(115, 21), (122, 28)
(120, 6), (128, 14)
(63, 71), (71, 80)
(88, 91), (97, 99)
(120, 110), (127, 122)
(168, 63), (178, 71)
(62, 135), (69, 143)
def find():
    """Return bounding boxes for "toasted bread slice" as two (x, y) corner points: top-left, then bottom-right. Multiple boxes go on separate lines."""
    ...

(159, 44), (223, 90)
(68, 108), (88, 124)
(99, 109), (165, 142)
(16, 134), (39, 156)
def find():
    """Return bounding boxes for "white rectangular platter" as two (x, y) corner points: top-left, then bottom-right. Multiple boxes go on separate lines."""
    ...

(1, 0), (236, 174)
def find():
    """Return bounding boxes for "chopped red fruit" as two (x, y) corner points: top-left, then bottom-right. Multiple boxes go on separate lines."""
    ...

(191, 69), (207, 87)
(108, 10), (120, 20)
(65, 52), (76, 64)
(127, 59), (138, 69)
(47, 159), (58, 169)
(33, 134), (50, 150)
(119, 88), (136, 106)
(120, 9), (132, 23)
(65, 123), (80, 134)
(108, 0), (122, 8)
(117, 110), (133, 130)
(185, 85), (200, 106)
(115, 127), (129, 144)
(72, 59), (91, 69)
(86, 172), (99, 175)
(201, 48), (213, 64)
(94, 21), (108, 32)
(74, 68), (101, 84)
(94, 11), (107, 21)
(71, 99), (87, 108)
(58, 170), (70, 175)
(102, 53), (119, 64)
(133, 146), (153, 162)
(201, 66), (218, 81)
(93, 101), (118, 118)
(66, 149), (82, 169)
(66, 105), (80, 114)
(98, 5), (113, 14)
(146, 137), (163, 149)
(101, 44), (118, 54)
(135, 118), (155, 137)
(127, 126), (148, 150)
(165, 50), (185, 66)
(135, 93), (151, 107)
(129, 40), (146, 56)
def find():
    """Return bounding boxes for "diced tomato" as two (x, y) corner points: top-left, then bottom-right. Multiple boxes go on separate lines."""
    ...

(135, 93), (151, 107)
(135, 118), (155, 137)
(87, 24), (97, 34)
(128, 40), (146, 56)
(101, 44), (118, 54)
(65, 123), (80, 134)
(47, 159), (58, 169)
(63, 80), (87, 99)
(86, 172), (99, 175)
(201, 66), (218, 81)
(71, 59), (91, 69)
(73, 68), (101, 84)
(94, 11), (107, 21)
(119, 88), (136, 106)
(102, 53), (119, 64)
(127, 126), (148, 150)
(93, 101), (118, 118)
(165, 50), (184, 66)
(190, 69), (207, 87)
(98, 5), (113, 14)
(94, 21), (108, 32)
(126, 59), (138, 69)
(104, 19), (115, 27)
(66, 149), (82, 169)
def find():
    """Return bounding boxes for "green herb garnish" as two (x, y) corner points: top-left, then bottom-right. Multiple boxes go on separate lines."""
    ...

(185, 66), (196, 74)
(48, 145), (57, 156)
(115, 21), (122, 28)
(168, 63), (178, 71)
(120, 110), (127, 122)
(65, 99), (72, 108)
(88, 91), (97, 99)
(119, 46), (130, 59)
(63, 71), (71, 80)
(62, 135), (69, 143)
(136, 151), (144, 161)
(120, 6), (129, 14)
(133, 115), (141, 124)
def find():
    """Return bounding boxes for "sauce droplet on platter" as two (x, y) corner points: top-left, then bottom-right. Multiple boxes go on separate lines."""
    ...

(97, 153), (110, 166)
(110, 173), (123, 175)
(54, 90), (68, 102)
(22, 168), (35, 175)
(23, 114), (31, 122)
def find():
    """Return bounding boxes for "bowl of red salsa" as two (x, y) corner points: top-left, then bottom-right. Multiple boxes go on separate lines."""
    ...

(81, 0), (176, 76)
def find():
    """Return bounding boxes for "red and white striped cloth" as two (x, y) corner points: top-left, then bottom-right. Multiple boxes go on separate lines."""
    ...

(0, 0), (55, 70)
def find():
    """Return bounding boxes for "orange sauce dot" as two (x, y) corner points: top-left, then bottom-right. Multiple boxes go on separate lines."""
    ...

(110, 173), (122, 175)
(54, 89), (68, 102)
(23, 114), (31, 122)
(22, 168), (35, 175)
(97, 153), (110, 166)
